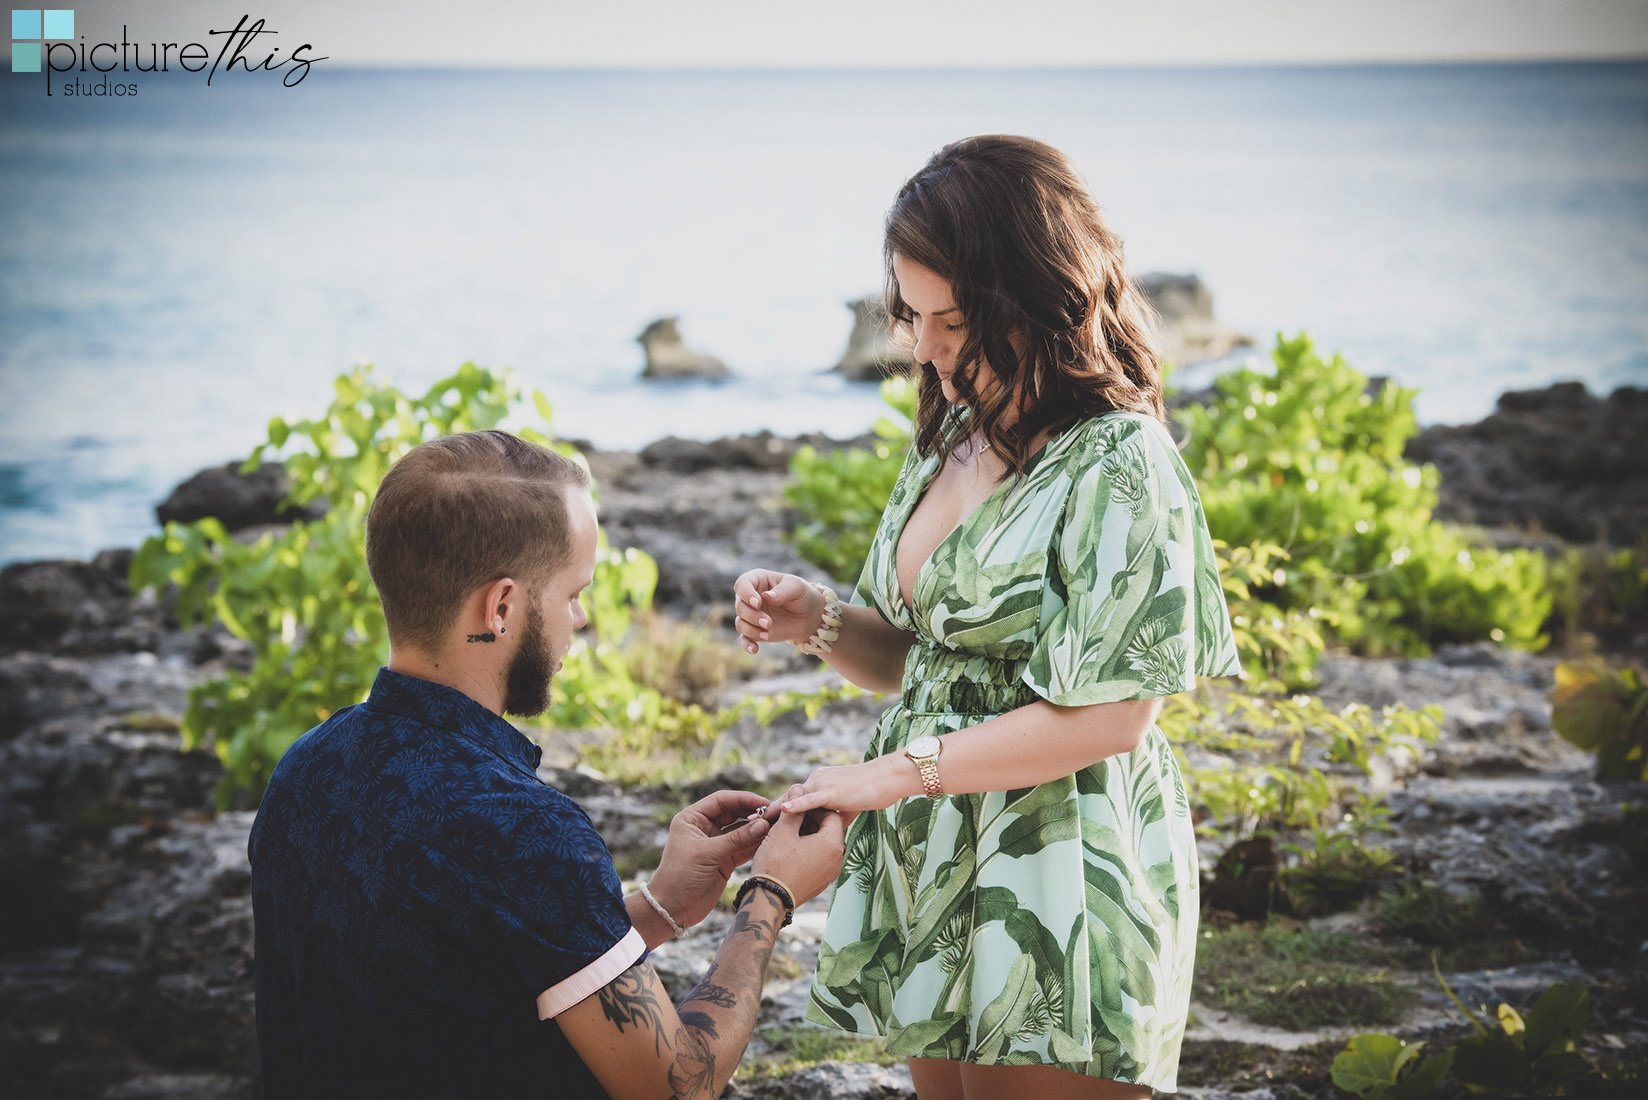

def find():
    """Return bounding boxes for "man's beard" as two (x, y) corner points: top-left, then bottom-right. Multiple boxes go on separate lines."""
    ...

(502, 602), (556, 718)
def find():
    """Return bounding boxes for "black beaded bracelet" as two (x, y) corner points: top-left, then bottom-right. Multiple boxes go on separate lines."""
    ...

(733, 875), (795, 927)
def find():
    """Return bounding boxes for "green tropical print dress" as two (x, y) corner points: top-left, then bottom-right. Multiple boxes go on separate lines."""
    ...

(804, 409), (1241, 1091)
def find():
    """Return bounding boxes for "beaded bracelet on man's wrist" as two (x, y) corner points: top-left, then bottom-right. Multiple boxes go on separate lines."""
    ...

(733, 875), (795, 927)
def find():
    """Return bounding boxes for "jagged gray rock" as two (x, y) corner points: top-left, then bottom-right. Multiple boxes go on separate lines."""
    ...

(0, 551), (161, 656)
(154, 461), (324, 532)
(833, 296), (915, 382)
(1139, 272), (1255, 368)
(1406, 382), (1648, 545)
(726, 1060), (915, 1099)
(637, 317), (730, 381)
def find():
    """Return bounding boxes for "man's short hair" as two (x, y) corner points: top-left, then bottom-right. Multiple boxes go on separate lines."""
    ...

(366, 430), (591, 652)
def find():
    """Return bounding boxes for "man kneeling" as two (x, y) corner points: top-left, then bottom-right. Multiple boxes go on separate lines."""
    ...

(248, 430), (844, 1098)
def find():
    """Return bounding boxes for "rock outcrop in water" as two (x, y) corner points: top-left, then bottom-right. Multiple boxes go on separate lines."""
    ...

(637, 316), (730, 381)
(1138, 271), (1254, 368)
(833, 296), (915, 382)
(833, 274), (1255, 381)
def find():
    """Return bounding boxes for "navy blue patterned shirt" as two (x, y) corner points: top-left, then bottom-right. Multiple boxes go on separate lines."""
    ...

(249, 668), (642, 1099)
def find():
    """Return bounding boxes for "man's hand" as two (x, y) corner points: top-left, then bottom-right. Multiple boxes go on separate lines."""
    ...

(647, 789), (770, 931)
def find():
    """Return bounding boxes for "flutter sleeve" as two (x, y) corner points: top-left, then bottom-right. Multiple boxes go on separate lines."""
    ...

(1021, 415), (1241, 706)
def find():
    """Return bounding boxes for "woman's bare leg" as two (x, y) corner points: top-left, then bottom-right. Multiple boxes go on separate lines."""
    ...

(907, 1057), (966, 1100)
(957, 1061), (1152, 1100)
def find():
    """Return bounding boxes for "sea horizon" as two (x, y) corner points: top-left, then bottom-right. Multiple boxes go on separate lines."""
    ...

(3, 60), (1644, 565)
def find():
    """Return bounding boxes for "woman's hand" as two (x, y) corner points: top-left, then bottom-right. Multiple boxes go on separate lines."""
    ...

(778, 755), (918, 820)
(733, 569), (822, 655)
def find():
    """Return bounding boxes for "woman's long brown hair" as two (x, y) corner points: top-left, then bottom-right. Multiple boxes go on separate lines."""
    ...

(884, 135), (1166, 476)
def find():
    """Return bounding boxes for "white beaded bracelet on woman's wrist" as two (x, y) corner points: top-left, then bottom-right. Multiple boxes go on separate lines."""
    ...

(794, 582), (843, 657)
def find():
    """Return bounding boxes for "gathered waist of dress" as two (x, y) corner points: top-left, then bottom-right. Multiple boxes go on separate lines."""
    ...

(899, 675), (1039, 716)
(897, 641), (1040, 716)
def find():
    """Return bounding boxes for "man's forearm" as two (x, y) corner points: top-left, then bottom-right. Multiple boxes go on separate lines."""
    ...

(626, 890), (678, 950)
(665, 889), (785, 1099)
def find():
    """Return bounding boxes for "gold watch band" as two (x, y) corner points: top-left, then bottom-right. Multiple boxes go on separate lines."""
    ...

(914, 755), (942, 799)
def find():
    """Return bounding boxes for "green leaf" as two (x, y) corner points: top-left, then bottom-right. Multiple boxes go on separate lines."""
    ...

(1331, 1033), (1411, 1095)
(973, 954), (1036, 1061)
(1390, 1047), (1454, 1100)
(816, 928), (894, 988)
(889, 1012), (967, 1053)
(1451, 1032), (1530, 1091)
(1523, 981), (1588, 1058)
(1550, 662), (1631, 751)
(995, 797), (1081, 857)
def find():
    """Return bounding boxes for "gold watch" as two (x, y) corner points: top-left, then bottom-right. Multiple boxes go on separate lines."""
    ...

(903, 734), (944, 800)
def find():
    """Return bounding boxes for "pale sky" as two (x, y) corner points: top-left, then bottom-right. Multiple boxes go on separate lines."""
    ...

(26, 0), (1648, 67)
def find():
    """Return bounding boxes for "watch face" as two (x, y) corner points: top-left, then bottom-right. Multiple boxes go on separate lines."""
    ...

(906, 735), (941, 759)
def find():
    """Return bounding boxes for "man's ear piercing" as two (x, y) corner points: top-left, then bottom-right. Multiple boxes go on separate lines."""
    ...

(499, 625), (506, 635)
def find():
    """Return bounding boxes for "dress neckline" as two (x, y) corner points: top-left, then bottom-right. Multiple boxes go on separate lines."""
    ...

(892, 410), (1071, 619)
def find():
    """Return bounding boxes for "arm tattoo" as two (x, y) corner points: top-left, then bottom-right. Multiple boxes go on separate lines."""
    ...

(690, 983), (737, 1010)
(682, 960), (737, 1011)
(729, 905), (777, 942)
(667, 1021), (717, 1099)
(595, 964), (667, 1058)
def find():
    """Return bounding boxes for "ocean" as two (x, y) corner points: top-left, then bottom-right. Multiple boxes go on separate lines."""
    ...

(1, 62), (1645, 565)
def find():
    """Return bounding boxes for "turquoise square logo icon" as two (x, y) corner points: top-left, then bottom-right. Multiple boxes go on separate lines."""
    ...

(11, 8), (70, 73)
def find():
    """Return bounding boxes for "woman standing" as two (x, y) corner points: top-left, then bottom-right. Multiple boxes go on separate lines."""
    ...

(734, 135), (1240, 1099)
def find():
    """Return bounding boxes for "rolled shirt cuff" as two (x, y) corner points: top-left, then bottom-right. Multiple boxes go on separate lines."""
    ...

(535, 926), (647, 1020)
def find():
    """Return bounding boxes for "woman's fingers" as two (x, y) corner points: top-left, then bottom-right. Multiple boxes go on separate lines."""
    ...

(734, 571), (789, 654)
(780, 789), (831, 816)
(734, 599), (771, 635)
(734, 569), (782, 608)
(764, 573), (812, 610)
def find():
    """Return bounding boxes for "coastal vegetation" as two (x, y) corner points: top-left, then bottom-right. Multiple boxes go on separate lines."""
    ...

(1549, 658), (1648, 781)
(1334, 972), (1596, 1098)
(129, 363), (841, 803)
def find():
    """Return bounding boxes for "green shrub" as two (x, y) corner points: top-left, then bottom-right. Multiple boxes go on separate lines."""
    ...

(1280, 793), (1401, 915)
(1161, 692), (1440, 842)
(1335, 973), (1595, 1098)
(135, 365), (708, 804)
(1178, 332), (1550, 659)
(1214, 538), (1328, 690)
(1549, 659), (1648, 781)
(1548, 543), (1648, 645)
(783, 375), (915, 583)
(786, 334), (1548, 685)
(1332, 1033), (1455, 1100)
(1376, 879), (1502, 953)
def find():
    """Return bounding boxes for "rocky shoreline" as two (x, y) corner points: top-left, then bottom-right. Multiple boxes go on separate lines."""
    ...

(1, 382), (1644, 1099)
